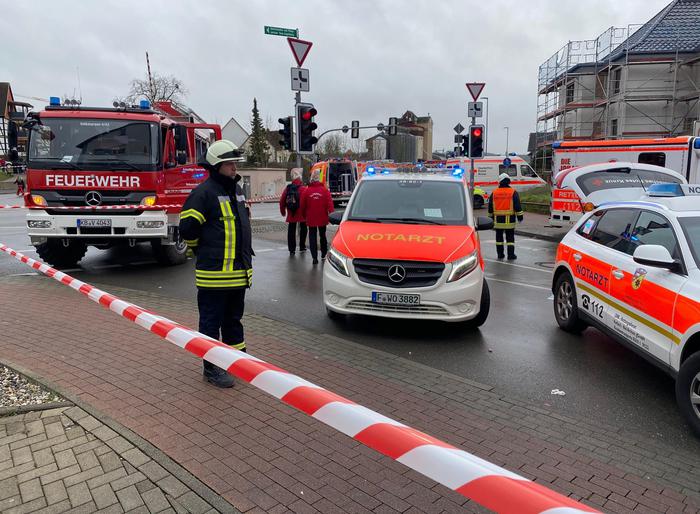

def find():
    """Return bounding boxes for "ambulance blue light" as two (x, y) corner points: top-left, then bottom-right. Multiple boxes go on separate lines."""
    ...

(648, 183), (684, 197)
(694, 138), (700, 149)
(49, 97), (60, 106)
(139, 100), (151, 109)
(366, 166), (375, 175)
(552, 141), (562, 149)
(452, 167), (464, 178)
(381, 169), (391, 174)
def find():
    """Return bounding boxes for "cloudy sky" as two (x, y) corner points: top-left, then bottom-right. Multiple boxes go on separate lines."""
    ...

(3, 0), (670, 155)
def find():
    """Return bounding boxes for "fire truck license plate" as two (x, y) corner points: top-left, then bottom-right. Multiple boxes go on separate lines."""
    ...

(77, 219), (112, 228)
(372, 292), (420, 305)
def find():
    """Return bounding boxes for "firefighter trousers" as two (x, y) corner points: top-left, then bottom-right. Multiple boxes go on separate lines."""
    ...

(495, 228), (515, 258)
(197, 288), (247, 352)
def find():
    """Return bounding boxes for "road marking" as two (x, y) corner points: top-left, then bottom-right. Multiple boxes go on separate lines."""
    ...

(484, 258), (551, 273)
(487, 277), (549, 291)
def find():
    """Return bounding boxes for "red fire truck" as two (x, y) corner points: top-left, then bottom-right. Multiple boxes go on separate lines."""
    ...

(21, 97), (221, 267)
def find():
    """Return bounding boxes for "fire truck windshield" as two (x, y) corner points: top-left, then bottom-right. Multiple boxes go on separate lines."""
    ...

(28, 118), (160, 171)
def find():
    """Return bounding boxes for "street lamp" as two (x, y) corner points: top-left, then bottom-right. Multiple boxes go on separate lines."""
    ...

(504, 126), (510, 155)
(482, 97), (489, 154)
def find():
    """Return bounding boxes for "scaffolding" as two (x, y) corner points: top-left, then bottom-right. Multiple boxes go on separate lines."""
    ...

(534, 19), (700, 174)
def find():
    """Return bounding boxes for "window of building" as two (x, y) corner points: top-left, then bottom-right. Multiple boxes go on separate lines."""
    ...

(566, 82), (575, 104)
(610, 118), (618, 136)
(638, 152), (666, 167)
(612, 68), (622, 94)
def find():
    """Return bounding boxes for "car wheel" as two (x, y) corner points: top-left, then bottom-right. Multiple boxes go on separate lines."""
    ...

(470, 279), (490, 328)
(326, 307), (345, 322)
(553, 272), (586, 333)
(676, 352), (700, 437)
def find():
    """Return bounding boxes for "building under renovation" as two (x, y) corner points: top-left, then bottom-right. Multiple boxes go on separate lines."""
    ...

(534, 0), (700, 171)
(0, 82), (33, 163)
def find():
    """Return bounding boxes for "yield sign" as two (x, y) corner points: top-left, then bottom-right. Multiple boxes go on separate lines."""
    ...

(287, 37), (313, 67)
(465, 82), (485, 101)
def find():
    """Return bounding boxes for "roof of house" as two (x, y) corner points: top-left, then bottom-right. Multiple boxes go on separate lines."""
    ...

(221, 117), (250, 148)
(610, 0), (700, 59)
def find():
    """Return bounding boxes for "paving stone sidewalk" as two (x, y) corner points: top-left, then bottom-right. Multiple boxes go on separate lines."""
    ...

(0, 406), (232, 513)
(1, 275), (700, 513)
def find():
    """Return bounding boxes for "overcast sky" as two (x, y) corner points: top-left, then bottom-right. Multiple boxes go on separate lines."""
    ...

(3, 0), (671, 155)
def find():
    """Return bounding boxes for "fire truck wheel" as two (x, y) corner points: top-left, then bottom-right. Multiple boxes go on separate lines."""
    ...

(151, 237), (188, 266)
(553, 272), (587, 333)
(467, 279), (490, 328)
(35, 239), (87, 268)
(676, 351), (700, 437)
(473, 195), (484, 209)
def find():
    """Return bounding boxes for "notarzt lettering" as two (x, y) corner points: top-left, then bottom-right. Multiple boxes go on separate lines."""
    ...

(575, 264), (609, 288)
(45, 175), (141, 189)
(356, 233), (446, 244)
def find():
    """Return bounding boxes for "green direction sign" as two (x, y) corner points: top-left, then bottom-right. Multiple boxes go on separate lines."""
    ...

(264, 26), (299, 38)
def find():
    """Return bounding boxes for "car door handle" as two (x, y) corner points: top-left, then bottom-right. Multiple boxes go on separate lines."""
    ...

(573, 253), (582, 262)
(612, 269), (624, 280)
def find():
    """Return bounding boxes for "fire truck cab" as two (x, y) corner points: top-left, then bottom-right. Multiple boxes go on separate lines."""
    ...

(22, 98), (221, 267)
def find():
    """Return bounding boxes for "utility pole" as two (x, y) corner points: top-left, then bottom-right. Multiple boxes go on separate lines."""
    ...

(504, 126), (510, 155)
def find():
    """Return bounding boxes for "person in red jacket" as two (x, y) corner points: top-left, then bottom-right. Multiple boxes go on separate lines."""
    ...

(300, 169), (334, 264)
(279, 168), (307, 256)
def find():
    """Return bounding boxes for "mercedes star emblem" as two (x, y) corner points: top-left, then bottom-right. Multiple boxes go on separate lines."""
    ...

(387, 264), (406, 283)
(85, 191), (102, 206)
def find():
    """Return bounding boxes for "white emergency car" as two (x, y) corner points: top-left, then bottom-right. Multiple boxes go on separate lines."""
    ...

(552, 182), (700, 435)
(323, 167), (493, 325)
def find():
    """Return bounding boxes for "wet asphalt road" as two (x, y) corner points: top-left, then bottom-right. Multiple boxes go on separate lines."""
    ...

(1, 193), (699, 452)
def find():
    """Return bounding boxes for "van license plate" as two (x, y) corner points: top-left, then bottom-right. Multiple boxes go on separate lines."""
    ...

(372, 292), (420, 305)
(78, 219), (111, 228)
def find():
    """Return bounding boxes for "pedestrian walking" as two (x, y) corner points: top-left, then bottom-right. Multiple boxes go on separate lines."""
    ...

(179, 140), (253, 388)
(14, 176), (25, 196)
(279, 168), (307, 256)
(487, 173), (524, 260)
(300, 169), (334, 265)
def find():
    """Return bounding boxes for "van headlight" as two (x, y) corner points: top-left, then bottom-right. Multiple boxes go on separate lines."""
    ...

(327, 247), (350, 277)
(447, 251), (479, 282)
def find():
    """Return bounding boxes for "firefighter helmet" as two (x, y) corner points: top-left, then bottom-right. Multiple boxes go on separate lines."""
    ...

(205, 140), (245, 167)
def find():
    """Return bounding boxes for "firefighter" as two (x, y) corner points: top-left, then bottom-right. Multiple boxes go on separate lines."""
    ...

(488, 173), (524, 260)
(179, 140), (252, 388)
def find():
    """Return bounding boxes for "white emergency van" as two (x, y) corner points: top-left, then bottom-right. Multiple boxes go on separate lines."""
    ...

(445, 156), (545, 194)
(552, 182), (700, 436)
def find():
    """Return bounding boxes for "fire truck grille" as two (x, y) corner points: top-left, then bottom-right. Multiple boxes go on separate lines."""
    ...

(352, 259), (445, 288)
(31, 190), (155, 207)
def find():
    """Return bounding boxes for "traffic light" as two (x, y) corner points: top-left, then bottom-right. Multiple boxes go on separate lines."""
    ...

(296, 103), (318, 154)
(278, 116), (293, 151)
(468, 124), (485, 158)
(351, 120), (359, 139)
(461, 134), (469, 157)
(388, 117), (398, 136)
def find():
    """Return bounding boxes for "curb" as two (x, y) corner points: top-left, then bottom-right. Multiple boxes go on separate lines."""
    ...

(0, 358), (240, 514)
(515, 228), (565, 243)
(0, 400), (74, 417)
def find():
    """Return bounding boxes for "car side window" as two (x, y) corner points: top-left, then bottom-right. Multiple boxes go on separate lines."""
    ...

(499, 164), (517, 177)
(520, 164), (538, 178)
(589, 209), (639, 254)
(630, 211), (679, 260)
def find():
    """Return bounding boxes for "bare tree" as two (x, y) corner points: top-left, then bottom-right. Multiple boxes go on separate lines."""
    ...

(319, 134), (345, 158)
(127, 73), (187, 105)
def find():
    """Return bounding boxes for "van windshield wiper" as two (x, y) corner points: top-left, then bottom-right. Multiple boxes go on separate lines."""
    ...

(347, 217), (383, 223)
(376, 217), (445, 225)
(87, 158), (142, 171)
(31, 158), (81, 170)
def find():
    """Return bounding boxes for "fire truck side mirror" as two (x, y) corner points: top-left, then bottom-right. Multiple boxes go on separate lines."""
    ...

(176, 150), (187, 166)
(174, 125), (188, 153)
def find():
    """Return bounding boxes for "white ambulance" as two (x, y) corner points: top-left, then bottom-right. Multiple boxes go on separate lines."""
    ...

(445, 155), (546, 195)
(552, 182), (700, 436)
(550, 137), (700, 226)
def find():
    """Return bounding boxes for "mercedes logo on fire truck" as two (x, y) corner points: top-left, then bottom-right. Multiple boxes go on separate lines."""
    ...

(85, 191), (103, 206)
(387, 264), (406, 283)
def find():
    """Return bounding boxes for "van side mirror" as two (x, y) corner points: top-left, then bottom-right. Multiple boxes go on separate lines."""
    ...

(329, 211), (344, 225)
(476, 216), (493, 231)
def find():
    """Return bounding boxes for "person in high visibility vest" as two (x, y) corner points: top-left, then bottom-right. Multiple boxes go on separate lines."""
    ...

(487, 173), (524, 260)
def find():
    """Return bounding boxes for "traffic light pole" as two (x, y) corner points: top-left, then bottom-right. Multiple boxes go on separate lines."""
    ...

(469, 115), (476, 194)
(315, 123), (398, 143)
(295, 91), (302, 169)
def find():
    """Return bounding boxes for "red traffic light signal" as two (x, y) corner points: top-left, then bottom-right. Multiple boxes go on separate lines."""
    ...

(471, 127), (482, 137)
(468, 124), (485, 158)
(301, 108), (317, 121)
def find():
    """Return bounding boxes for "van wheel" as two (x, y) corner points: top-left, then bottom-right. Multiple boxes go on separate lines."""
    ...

(326, 307), (345, 322)
(553, 272), (586, 333)
(35, 239), (87, 268)
(473, 195), (484, 209)
(466, 279), (490, 328)
(676, 352), (700, 437)
(152, 236), (187, 266)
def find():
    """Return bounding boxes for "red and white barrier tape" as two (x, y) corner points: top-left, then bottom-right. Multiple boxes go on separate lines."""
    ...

(0, 205), (24, 209)
(0, 243), (597, 514)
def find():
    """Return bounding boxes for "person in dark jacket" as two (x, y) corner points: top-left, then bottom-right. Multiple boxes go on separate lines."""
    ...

(300, 169), (334, 265)
(179, 140), (253, 388)
(279, 168), (307, 256)
(487, 173), (524, 260)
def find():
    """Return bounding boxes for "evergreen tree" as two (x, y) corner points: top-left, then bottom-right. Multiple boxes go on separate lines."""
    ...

(248, 98), (268, 166)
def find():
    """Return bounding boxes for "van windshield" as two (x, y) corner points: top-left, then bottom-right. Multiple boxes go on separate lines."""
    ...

(348, 179), (468, 226)
(576, 169), (683, 196)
